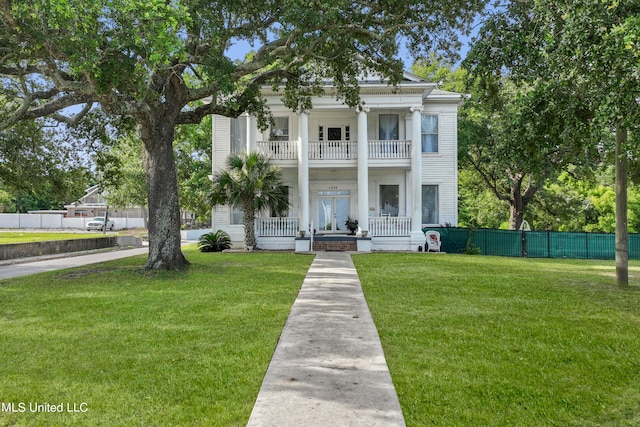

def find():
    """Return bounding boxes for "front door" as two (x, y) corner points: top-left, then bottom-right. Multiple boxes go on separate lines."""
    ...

(317, 191), (350, 232)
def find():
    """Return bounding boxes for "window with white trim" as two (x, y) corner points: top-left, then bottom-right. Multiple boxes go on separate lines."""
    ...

(421, 115), (438, 153)
(379, 114), (399, 140)
(230, 116), (246, 154)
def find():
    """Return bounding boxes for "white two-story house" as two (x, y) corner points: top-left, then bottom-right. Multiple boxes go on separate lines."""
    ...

(211, 71), (461, 252)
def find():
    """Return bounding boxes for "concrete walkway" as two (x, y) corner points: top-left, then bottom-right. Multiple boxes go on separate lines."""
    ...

(0, 247), (149, 280)
(247, 252), (405, 427)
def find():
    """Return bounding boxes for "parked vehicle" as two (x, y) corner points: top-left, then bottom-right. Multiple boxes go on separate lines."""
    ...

(86, 217), (115, 231)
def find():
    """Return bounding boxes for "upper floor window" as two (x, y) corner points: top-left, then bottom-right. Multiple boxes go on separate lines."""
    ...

(421, 115), (438, 153)
(230, 116), (247, 154)
(379, 114), (399, 140)
(270, 117), (289, 141)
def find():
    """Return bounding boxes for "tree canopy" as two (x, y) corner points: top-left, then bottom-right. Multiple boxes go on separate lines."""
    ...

(464, 0), (640, 285)
(0, 0), (487, 269)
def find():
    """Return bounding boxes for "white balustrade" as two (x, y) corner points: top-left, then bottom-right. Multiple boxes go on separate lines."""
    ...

(257, 140), (411, 161)
(256, 141), (298, 160)
(308, 141), (357, 160)
(255, 217), (299, 237)
(368, 140), (411, 159)
(369, 216), (412, 236)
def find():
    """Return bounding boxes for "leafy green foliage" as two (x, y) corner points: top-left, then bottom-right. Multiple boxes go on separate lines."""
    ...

(411, 52), (466, 93)
(0, 110), (93, 211)
(175, 116), (213, 225)
(464, 0), (640, 284)
(197, 230), (232, 252)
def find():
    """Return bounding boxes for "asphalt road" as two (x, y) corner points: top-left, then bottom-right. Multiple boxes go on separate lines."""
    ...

(0, 247), (149, 280)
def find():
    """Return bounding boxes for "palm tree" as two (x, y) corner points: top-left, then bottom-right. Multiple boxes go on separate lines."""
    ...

(210, 152), (289, 249)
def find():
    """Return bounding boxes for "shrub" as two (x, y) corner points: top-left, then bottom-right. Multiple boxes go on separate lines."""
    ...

(198, 230), (232, 252)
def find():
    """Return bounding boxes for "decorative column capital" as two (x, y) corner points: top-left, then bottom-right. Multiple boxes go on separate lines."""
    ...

(357, 106), (370, 114)
(410, 106), (424, 114)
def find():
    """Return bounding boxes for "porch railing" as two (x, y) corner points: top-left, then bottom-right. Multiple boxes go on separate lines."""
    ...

(368, 140), (411, 159)
(369, 216), (412, 236)
(255, 217), (299, 237)
(256, 216), (412, 237)
(256, 140), (412, 161)
(257, 141), (298, 160)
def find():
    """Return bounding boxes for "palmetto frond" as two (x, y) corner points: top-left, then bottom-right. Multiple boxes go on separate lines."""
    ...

(209, 151), (290, 249)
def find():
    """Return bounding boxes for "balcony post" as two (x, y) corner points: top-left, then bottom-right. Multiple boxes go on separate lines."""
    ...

(246, 114), (257, 152)
(357, 107), (370, 233)
(410, 106), (424, 249)
(298, 111), (309, 234)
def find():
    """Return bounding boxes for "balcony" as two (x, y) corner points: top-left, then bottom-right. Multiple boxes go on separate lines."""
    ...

(257, 140), (411, 162)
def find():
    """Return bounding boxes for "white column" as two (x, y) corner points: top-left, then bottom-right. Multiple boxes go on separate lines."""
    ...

(357, 107), (370, 233)
(410, 107), (424, 248)
(298, 112), (309, 233)
(246, 114), (257, 153)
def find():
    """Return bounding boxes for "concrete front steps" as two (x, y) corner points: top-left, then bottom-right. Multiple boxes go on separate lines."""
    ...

(295, 235), (372, 252)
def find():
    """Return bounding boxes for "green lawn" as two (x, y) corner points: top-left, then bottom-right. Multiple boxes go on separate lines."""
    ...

(0, 249), (313, 426)
(3, 249), (640, 426)
(0, 232), (104, 244)
(353, 254), (640, 426)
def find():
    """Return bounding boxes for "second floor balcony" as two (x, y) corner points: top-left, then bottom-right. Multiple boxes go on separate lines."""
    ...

(257, 140), (412, 162)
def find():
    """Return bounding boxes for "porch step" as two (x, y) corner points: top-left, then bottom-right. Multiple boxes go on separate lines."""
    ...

(312, 235), (357, 252)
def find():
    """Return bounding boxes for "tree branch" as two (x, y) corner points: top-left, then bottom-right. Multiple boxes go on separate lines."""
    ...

(0, 93), (96, 130)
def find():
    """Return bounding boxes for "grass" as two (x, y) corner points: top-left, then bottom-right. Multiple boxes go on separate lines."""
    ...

(0, 232), (105, 244)
(4, 248), (640, 426)
(353, 254), (640, 426)
(0, 248), (313, 426)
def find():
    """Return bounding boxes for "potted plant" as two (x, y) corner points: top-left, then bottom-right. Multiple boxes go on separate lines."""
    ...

(345, 216), (358, 235)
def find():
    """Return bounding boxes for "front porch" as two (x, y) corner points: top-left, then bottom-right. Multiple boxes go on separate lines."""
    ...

(256, 216), (413, 238)
(255, 217), (420, 252)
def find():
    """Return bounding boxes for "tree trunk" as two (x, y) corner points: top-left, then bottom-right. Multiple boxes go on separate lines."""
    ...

(508, 203), (524, 231)
(243, 204), (257, 250)
(139, 120), (188, 270)
(615, 128), (628, 287)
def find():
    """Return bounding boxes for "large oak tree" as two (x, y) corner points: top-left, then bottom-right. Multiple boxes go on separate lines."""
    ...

(0, 0), (486, 269)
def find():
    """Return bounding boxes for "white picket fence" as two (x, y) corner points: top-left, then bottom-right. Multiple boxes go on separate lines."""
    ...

(0, 214), (145, 230)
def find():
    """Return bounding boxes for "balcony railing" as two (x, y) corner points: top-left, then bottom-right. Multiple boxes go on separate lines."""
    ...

(368, 140), (411, 159)
(309, 141), (357, 160)
(256, 140), (411, 161)
(369, 216), (412, 237)
(257, 141), (297, 160)
(255, 217), (299, 237)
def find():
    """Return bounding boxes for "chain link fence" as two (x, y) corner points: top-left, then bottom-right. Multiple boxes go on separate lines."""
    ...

(425, 227), (640, 260)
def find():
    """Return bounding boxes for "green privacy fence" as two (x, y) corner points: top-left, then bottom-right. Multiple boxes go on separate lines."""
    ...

(427, 227), (640, 260)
